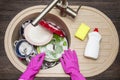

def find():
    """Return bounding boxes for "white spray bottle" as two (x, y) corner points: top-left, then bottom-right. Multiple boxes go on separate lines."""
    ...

(84, 28), (102, 59)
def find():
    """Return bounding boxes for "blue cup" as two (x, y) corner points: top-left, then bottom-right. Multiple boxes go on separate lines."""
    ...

(14, 39), (35, 58)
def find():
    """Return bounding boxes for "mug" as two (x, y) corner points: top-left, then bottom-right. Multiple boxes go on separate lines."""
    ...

(14, 39), (37, 58)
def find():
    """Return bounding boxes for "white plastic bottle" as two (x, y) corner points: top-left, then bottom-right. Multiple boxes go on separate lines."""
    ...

(84, 28), (102, 59)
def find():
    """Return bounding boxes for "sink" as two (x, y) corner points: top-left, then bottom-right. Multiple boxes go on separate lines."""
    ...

(4, 5), (119, 77)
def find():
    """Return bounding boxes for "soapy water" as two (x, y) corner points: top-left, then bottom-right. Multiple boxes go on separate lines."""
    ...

(14, 20), (68, 69)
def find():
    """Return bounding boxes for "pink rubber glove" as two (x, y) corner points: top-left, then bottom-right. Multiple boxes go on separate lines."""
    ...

(19, 53), (45, 80)
(60, 49), (86, 80)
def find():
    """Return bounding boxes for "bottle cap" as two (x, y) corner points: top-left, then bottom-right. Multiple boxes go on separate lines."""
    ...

(94, 28), (99, 32)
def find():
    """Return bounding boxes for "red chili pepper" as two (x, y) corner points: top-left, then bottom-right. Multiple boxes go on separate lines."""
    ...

(39, 20), (65, 37)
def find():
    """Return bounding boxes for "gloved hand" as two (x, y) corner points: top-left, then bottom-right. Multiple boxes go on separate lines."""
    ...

(19, 53), (45, 80)
(60, 49), (86, 80)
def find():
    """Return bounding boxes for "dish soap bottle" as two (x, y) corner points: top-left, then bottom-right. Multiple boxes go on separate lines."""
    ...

(84, 28), (102, 59)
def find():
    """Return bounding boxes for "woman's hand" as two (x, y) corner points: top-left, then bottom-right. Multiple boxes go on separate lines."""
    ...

(60, 49), (86, 80)
(27, 53), (45, 71)
(19, 53), (45, 80)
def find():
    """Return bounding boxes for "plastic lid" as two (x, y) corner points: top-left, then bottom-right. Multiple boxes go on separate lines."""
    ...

(94, 28), (99, 32)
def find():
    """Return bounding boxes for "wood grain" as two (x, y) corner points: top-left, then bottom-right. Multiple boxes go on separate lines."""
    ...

(1, 0), (120, 80)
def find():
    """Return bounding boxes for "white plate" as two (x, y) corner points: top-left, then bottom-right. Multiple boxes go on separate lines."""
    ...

(24, 23), (53, 46)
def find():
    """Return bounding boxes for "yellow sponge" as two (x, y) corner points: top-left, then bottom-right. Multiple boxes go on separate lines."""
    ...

(75, 23), (90, 40)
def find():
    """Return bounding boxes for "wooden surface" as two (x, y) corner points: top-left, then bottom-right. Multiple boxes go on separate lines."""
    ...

(0, 0), (120, 80)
